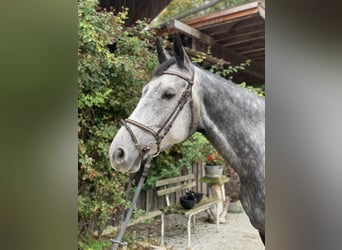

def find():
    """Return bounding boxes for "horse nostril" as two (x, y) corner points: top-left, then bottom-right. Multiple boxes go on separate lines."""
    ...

(114, 147), (126, 164)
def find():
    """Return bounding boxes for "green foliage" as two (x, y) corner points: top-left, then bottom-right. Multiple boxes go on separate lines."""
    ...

(144, 150), (184, 188)
(152, 0), (204, 26)
(123, 200), (148, 220)
(142, 132), (215, 189)
(209, 59), (251, 78)
(78, 236), (111, 250)
(239, 82), (265, 97)
(209, 59), (265, 97)
(177, 132), (214, 168)
(144, 132), (219, 188)
(152, 0), (253, 26)
(78, 0), (158, 240)
(191, 51), (207, 64)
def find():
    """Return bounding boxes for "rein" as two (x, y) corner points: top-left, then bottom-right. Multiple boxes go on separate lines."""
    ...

(120, 66), (195, 159)
(111, 156), (153, 250)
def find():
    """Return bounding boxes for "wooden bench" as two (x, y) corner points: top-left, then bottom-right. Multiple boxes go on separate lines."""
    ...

(156, 174), (220, 250)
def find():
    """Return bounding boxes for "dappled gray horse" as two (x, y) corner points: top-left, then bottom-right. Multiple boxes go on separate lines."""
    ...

(109, 35), (265, 244)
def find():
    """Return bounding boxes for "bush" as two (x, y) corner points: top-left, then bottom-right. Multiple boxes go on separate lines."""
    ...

(78, 0), (158, 241)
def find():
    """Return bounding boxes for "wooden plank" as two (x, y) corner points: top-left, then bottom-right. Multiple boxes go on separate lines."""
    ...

(197, 15), (259, 32)
(196, 13), (259, 31)
(156, 174), (194, 186)
(170, 19), (214, 45)
(185, 2), (260, 29)
(216, 30), (264, 43)
(201, 176), (229, 184)
(139, 190), (146, 211)
(146, 189), (154, 212)
(206, 16), (263, 34)
(223, 36), (265, 47)
(157, 181), (196, 196)
(158, 193), (165, 209)
(230, 38), (264, 48)
(229, 18), (264, 33)
(201, 162), (207, 195)
(193, 163), (198, 193)
(205, 22), (235, 36)
(258, 4), (265, 20)
(240, 47), (265, 55)
(161, 197), (220, 216)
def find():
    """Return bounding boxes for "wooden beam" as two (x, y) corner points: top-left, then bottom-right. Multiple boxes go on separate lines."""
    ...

(169, 19), (264, 80)
(249, 53), (264, 59)
(258, 4), (265, 20)
(215, 29), (264, 43)
(195, 15), (259, 31)
(230, 40), (264, 51)
(205, 23), (235, 36)
(185, 2), (260, 29)
(156, 174), (194, 186)
(240, 47), (265, 55)
(205, 17), (263, 37)
(222, 36), (265, 47)
(170, 19), (215, 45)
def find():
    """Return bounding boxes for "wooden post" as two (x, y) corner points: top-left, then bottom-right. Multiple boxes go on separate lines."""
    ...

(200, 176), (229, 223)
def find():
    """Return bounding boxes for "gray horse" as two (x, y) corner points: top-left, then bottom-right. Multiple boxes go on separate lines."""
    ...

(109, 34), (265, 244)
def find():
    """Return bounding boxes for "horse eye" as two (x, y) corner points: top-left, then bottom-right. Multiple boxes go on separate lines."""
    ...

(161, 90), (175, 99)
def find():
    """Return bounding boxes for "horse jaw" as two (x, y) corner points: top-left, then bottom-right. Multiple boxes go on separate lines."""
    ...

(109, 127), (142, 173)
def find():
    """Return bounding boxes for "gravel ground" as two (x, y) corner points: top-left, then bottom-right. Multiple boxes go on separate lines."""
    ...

(129, 208), (265, 250)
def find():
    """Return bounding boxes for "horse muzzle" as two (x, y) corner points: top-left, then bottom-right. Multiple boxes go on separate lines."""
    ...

(109, 147), (141, 173)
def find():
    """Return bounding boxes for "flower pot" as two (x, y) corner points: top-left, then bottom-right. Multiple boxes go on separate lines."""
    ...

(180, 196), (196, 209)
(204, 165), (223, 177)
(186, 190), (203, 203)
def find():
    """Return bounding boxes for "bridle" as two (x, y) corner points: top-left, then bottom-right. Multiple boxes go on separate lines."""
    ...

(120, 66), (195, 159)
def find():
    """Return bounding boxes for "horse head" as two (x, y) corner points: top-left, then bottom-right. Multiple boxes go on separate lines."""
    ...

(109, 35), (200, 173)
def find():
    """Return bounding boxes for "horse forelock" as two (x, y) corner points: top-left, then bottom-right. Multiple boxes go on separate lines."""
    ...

(153, 58), (176, 77)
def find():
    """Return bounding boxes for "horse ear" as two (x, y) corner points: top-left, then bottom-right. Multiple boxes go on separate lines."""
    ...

(156, 37), (171, 64)
(173, 33), (191, 69)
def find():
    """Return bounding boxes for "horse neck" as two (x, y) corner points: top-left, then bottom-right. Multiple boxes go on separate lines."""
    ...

(195, 68), (265, 181)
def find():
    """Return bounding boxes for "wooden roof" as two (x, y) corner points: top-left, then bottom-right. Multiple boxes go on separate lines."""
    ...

(159, 2), (265, 85)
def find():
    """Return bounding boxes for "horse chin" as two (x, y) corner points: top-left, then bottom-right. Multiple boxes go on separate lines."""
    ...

(111, 155), (141, 174)
(127, 156), (142, 173)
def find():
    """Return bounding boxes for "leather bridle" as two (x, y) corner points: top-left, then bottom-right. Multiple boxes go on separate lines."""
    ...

(120, 67), (195, 159)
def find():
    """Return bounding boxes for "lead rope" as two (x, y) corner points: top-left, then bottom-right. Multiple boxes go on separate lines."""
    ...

(110, 156), (153, 250)
(117, 175), (132, 235)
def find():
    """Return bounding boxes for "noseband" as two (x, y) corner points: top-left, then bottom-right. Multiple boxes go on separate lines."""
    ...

(120, 67), (195, 159)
